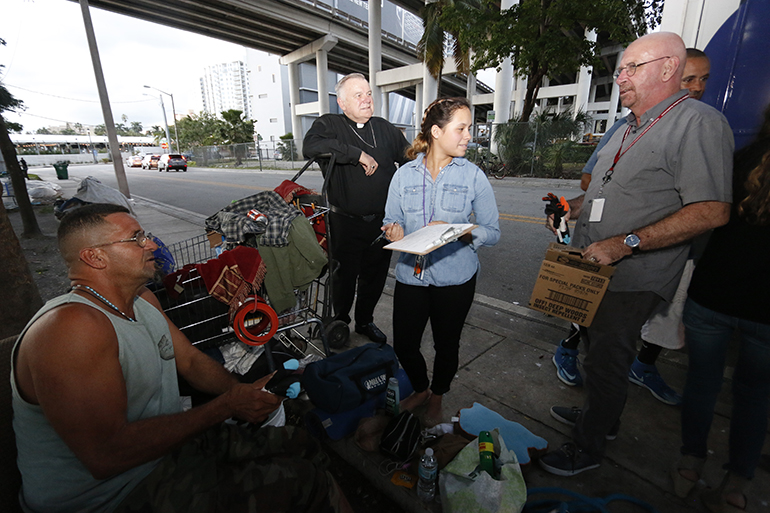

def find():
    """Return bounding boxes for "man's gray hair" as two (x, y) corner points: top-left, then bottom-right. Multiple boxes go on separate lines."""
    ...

(335, 73), (368, 101)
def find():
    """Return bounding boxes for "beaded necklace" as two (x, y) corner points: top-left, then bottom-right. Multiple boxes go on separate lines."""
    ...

(71, 284), (137, 322)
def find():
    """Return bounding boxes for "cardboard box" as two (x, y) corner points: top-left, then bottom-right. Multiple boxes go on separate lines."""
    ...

(206, 231), (224, 249)
(528, 243), (615, 327)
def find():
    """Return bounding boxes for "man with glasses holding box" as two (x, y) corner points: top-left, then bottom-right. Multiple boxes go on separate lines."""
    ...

(539, 32), (733, 476)
(11, 203), (351, 512)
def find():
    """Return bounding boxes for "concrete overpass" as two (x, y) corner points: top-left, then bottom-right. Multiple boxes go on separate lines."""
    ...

(71, 0), (492, 109)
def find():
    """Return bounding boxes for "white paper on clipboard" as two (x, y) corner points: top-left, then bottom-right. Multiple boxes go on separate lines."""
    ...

(384, 223), (476, 255)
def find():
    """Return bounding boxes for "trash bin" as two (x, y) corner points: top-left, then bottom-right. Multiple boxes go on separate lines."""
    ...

(53, 161), (69, 180)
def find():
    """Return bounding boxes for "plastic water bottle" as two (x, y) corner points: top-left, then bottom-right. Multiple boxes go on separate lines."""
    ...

(417, 447), (437, 502)
(385, 377), (400, 415)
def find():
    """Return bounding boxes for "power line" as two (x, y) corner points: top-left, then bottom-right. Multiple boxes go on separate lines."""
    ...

(4, 83), (152, 104)
(13, 111), (93, 126)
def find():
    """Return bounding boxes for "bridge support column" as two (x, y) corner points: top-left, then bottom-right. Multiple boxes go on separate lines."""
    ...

(608, 50), (624, 127)
(574, 29), (597, 119)
(279, 35), (338, 144)
(369, 0), (383, 117)
(316, 49), (330, 115)
(491, 0), (516, 154)
(422, 65), (438, 114)
(287, 62), (303, 157)
(466, 72), (477, 122)
(382, 91), (390, 121)
(414, 82), (423, 134)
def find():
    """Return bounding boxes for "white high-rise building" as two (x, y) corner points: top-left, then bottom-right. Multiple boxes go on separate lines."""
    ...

(200, 61), (253, 121)
(245, 50), (292, 142)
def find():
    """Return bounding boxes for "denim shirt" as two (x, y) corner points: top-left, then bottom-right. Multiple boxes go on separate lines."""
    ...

(384, 155), (500, 287)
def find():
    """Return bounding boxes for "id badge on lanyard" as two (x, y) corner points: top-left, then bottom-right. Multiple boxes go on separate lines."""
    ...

(594, 93), (689, 223)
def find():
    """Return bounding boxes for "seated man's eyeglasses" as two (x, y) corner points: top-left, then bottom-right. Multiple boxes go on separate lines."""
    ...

(92, 231), (152, 249)
(613, 56), (671, 79)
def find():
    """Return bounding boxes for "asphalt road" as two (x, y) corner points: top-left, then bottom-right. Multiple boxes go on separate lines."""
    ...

(66, 163), (582, 306)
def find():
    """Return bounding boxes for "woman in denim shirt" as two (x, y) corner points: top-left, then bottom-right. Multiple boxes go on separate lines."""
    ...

(382, 97), (500, 424)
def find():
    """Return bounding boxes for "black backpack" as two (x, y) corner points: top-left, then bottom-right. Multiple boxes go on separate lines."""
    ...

(379, 411), (422, 461)
(301, 343), (399, 413)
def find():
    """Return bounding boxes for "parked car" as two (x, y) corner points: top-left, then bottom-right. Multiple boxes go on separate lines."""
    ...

(158, 153), (187, 172)
(126, 155), (143, 167)
(141, 154), (160, 170)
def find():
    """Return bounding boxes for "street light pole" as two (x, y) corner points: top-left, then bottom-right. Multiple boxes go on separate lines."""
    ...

(145, 85), (179, 153)
(144, 93), (171, 154)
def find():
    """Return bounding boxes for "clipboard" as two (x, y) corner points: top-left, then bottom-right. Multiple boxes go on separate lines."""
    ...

(384, 223), (476, 255)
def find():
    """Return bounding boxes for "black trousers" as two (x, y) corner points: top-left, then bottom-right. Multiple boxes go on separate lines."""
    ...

(328, 211), (392, 326)
(575, 290), (661, 460)
(392, 274), (477, 395)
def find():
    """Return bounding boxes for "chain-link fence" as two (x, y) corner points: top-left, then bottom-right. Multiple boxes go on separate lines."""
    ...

(185, 140), (306, 171)
(187, 117), (596, 178)
(465, 120), (596, 179)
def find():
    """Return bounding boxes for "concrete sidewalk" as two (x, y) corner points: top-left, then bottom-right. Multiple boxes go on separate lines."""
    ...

(25, 167), (769, 513)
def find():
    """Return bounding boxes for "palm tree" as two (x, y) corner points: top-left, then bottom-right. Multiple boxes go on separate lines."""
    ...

(417, 0), (481, 88)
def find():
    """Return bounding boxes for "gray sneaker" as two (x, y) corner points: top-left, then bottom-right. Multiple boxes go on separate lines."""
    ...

(539, 442), (600, 476)
(550, 406), (620, 441)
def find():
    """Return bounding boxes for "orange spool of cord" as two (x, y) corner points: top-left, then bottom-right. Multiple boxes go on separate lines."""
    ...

(232, 296), (278, 346)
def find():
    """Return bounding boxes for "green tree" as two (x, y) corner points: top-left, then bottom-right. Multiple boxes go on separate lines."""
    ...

(129, 121), (143, 136)
(218, 110), (254, 165)
(441, 0), (664, 121)
(93, 124), (106, 136)
(218, 109), (254, 144)
(417, 0), (480, 83)
(35, 127), (51, 135)
(494, 109), (590, 177)
(277, 133), (298, 161)
(0, 36), (44, 337)
(176, 112), (223, 148)
(60, 123), (76, 135)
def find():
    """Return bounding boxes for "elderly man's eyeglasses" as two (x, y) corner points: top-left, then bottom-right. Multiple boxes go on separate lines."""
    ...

(92, 231), (153, 249)
(613, 56), (671, 79)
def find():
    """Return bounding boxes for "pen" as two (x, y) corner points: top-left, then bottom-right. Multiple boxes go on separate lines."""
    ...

(370, 231), (389, 246)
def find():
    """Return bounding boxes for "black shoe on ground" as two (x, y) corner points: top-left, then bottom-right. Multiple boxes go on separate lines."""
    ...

(354, 322), (387, 343)
(539, 442), (600, 476)
(550, 406), (620, 441)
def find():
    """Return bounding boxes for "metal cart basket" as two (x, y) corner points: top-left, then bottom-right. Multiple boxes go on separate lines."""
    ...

(154, 201), (333, 371)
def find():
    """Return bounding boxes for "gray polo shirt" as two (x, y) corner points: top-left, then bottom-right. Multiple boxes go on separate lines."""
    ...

(572, 91), (733, 301)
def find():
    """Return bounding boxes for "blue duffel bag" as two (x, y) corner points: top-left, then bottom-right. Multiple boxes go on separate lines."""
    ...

(301, 343), (399, 414)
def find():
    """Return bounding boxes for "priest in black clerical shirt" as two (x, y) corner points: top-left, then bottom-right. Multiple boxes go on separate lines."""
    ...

(303, 73), (410, 344)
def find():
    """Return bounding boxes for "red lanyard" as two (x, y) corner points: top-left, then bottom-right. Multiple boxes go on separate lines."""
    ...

(602, 93), (689, 186)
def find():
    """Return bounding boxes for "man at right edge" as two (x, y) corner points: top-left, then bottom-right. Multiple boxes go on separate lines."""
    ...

(538, 32), (733, 476)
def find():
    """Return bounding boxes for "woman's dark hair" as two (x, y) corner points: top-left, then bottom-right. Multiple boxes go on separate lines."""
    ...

(406, 97), (471, 160)
(738, 150), (770, 225)
(736, 103), (770, 226)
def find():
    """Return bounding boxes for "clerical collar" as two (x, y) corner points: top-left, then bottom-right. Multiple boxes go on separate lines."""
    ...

(356, 123), (365, 129)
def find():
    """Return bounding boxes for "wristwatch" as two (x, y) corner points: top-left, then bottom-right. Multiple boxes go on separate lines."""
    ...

(624, 233), (641, 254)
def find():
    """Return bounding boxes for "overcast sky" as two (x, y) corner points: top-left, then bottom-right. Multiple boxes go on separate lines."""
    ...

(1, 0), (250, 133)
(2, 0), (500, 135)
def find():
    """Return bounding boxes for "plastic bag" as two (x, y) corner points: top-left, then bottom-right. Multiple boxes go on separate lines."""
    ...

(26, 181), (62, 202)
(439, 428), (526, 513)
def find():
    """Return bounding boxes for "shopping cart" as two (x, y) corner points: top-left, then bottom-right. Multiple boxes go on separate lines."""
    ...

(153, 196), (334, 373)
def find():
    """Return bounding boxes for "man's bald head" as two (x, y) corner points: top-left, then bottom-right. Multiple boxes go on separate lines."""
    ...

(58, 204), (132, 265)
(616, 32), (687, 121)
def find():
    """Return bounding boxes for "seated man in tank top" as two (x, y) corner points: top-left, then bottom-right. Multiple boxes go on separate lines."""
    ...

(11, 203), (351, 513)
